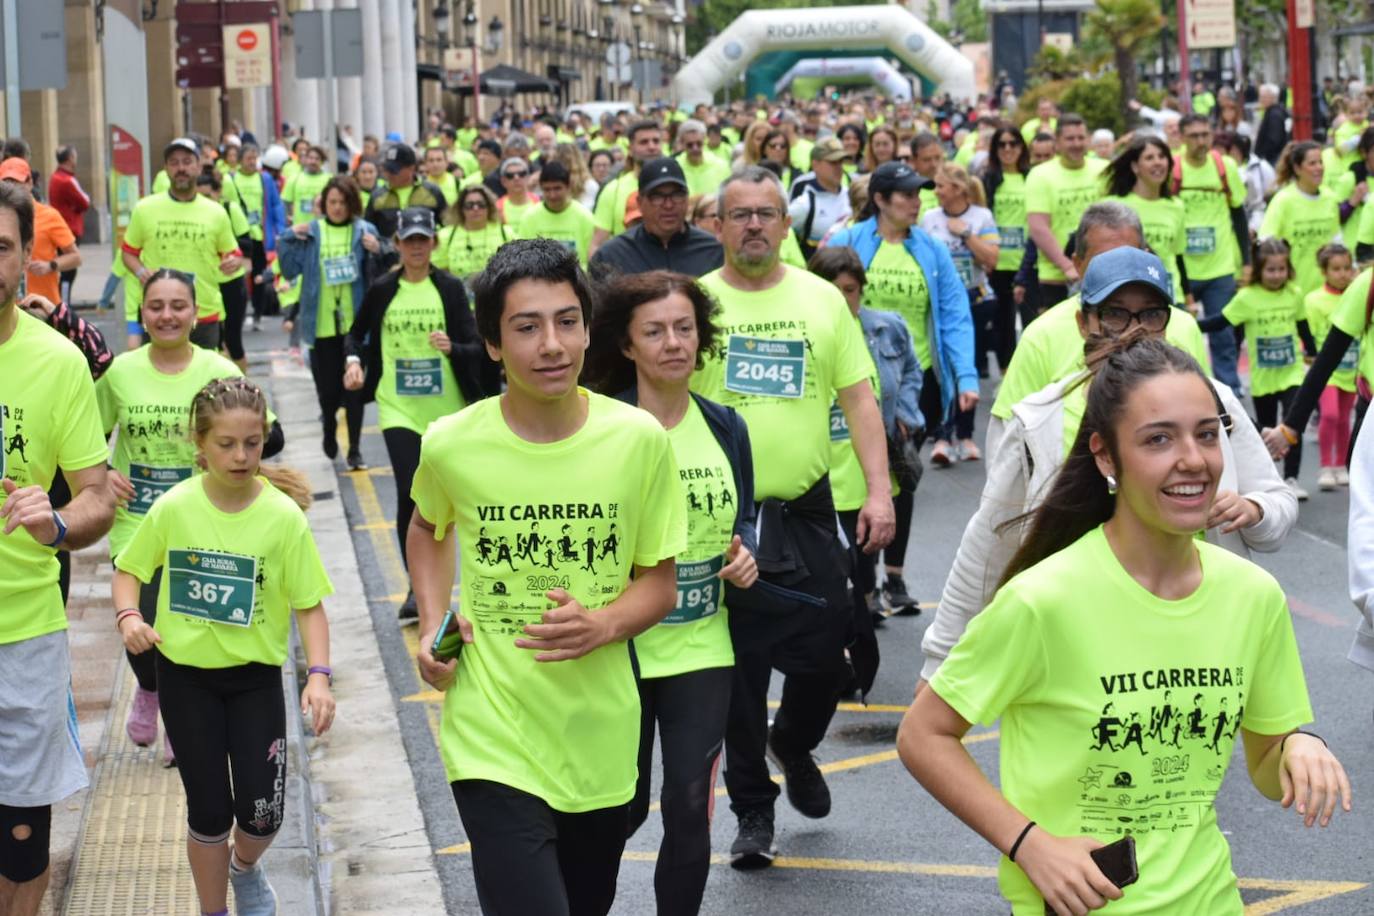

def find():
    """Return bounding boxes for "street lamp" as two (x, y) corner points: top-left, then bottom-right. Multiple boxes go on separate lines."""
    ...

(630, 2), (644, 105)
(434, 1), (452, 50)
(486, 15), (504, 53)
(462, 2), (481, 126)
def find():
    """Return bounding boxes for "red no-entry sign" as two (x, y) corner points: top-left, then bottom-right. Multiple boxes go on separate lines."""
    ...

(236, 29), (258, 52)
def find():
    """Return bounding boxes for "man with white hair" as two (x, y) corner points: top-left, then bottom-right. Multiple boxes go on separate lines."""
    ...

(674, 119), (731, 198)
(1090, 128), (1115, 160)
(1255, 83), (1289, 165)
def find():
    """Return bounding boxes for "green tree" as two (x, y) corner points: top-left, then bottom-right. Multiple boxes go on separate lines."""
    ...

(1084, 0), (1165, 127)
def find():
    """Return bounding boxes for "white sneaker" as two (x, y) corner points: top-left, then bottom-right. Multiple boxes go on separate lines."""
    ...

(1336, 467), (1351, 487)
(1286, 477), (1310, 501)
(1318, 467), (1338, 491)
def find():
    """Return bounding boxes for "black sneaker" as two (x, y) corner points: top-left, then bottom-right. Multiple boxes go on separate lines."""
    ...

(729, 809), (776, 870)
(767, 729), (831, 819)
(322, 433), (339, 460)
(397, 590), (418, 623)
(346, 450), (368, 472)
(882, 576), (920, 615)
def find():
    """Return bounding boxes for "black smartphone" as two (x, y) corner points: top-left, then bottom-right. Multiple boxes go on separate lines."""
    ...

(1044, 836), (1137, 914)
(430, 607), (465, 663)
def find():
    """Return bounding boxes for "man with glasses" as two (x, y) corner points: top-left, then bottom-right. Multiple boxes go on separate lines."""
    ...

(691, 165), (894, 870)
(589, 158), (722, 279)
(1177, 113), (1249, 395)
(591, 120), (665, 253)
(674, 119), (731, 198)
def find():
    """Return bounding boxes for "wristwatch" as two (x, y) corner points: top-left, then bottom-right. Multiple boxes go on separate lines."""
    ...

(957, 228), (973, 242)
(48, 259), (57, 273)
(45, 510), (67, 548)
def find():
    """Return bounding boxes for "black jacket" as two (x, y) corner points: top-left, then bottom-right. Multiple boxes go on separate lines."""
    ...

(615, 386), (758, 557)
(345, 267), (499, 406)
(364, 178), (448, 240)
(1255, 105), (1289, 166)
(590, 224), (724, 280)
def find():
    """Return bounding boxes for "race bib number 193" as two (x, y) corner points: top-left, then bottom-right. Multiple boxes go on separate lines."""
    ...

(665, 555), (724, 624)
(724, 336), (805, 398)
(167, 548), (257, 627)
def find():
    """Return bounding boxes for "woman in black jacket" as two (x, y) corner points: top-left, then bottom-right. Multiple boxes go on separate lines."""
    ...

(583, 270), (757, 916)
(344, 207), (499, 620)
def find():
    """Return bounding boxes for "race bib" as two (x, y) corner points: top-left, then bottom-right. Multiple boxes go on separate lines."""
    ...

(724, 336), (805, 399)
(396, 358), (443, 396)
(953, 252), (976, 288)
(1340, 340), (1361, 371)
(1186, 226), (1217, 255)
(1256, 335), (1296, 368)
(323, 255), (358, 285)
(127, 464), (192, 516)
(665, 555), (724, 624)
(167, 548), (256, 627)
(246, 210), (262, 227)
(829, 402), (850, 442)
(999, 226), (1025, 250)
(299, 198), (315, 214)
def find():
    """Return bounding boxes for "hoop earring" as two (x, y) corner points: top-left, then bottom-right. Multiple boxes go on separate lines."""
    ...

(1106, 474), (1118, 495)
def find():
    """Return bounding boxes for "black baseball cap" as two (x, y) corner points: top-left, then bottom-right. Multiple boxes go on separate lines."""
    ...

(383, 143), (418, 173)
(869, 161), (930, 197)
(396, 207), (436, 239)
(638, 157), (688, 194)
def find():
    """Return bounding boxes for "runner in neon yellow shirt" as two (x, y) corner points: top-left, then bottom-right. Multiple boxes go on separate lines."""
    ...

(422, 145), (459, 210)
(1260, 142), (1343, 298)
(1105, 136), (1191, 306)
(901, 335), (1349, 916)
(433, 185), (512, 282)
(280, 144), (332, 222)
(410, 239), (684, 914)
(1024, 115), (1109, 307)
(515, 161), (596, 267)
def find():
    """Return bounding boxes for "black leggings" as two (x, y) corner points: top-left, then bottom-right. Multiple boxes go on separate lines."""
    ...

(220, 277), (249, 361)
(918, 367), (974, 443)
(59, 267), (77, 306)
(190, 320), (222, 352)
(382, 426), (422, 569)
(247, 239), (269, 320)
(308, 335), (365, 453)
(1254, 386), (1302, 481)
(453, 779), (629, 916)
(627, 665), (731, 916)
(123, 565), (162, 692)
(988, 269), (1018, 371)
(155, 656), (286, 842)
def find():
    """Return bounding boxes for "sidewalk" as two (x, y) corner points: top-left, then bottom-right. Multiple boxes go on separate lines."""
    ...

(46, 292), (447, 914)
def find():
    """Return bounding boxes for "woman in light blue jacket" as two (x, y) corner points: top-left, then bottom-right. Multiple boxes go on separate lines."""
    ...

(278, 175), (386, 469)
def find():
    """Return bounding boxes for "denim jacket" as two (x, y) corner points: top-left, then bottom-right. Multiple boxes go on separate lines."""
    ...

(825, 217), (977, 423)
(860, 308), (924, 437)
(277, 219), (384, 347)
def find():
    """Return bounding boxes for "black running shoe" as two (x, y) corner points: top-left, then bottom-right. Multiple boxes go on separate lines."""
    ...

(322, 433), (339, 460)
(767, 729), (831, 819)
(729, 809), (776, 870)
(397, 590), (419, 623)
(346, 450), (368, 472)
(882, 576), (920, 615)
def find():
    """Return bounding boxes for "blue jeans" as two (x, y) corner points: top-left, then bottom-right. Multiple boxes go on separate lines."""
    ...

(1190, 275), (1241, 394)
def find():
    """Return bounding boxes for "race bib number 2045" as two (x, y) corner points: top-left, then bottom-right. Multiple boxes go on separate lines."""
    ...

(724, 336), (806, 399)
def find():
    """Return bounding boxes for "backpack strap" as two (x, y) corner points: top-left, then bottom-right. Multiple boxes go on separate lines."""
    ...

(1172, 150), (1231, 196)
(1210, 149), (1230, 198)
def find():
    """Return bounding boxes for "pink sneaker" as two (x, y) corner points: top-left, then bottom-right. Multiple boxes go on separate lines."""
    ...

(162, 732), (176, 768)
(126, 687), (159, 747)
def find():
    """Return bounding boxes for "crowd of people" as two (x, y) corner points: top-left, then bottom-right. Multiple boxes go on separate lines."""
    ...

(2, 76), (1372, 916)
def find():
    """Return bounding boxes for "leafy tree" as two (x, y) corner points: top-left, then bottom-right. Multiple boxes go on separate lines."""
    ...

(1084, 0), (1165, 128)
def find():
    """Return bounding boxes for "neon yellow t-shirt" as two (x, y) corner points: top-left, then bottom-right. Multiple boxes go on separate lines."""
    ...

(499, 196), (539, 228)
(829, 321), (881, 512)
(1024, 156), (1109, 283)
(124, 193), (239, 321)
(96, 346), (249, 556)
(430, 171), (459, 210)
(411, 390), (686, 811)
(1304, 284), (1359, 393)
(281, 158), (302, 187)
(863, 241), (932, 369)
(1329, 267), (1374, 386)
(376, 277), (464, 434)
(282, 170), (332, 219)
(633, 399), (735, 679)
(314, 220), (357, 339)
(0, 313), (108, 645)
(228, 171), (266, 242)
(1020, 117), (1056, 143)
(790, 138), (814, 174)
(115, 476), (333, 669)
(992, 172), (1028, 273)
(217, 200), (250, 281)
(679, 155), (731, 199)
(434, 222), (512, 279)
(152, 169), (170, 194)
(1222, 284), (1306, 397)
(1258, 184), (1343, 297)
(1177, 155), (1247, 282)
(516, 201), (596, 267)
(931, 525), (1311, 915)
(593, 171), (638, 235)
(991, 295), (1212, 420)
(693, 267), (871, 501)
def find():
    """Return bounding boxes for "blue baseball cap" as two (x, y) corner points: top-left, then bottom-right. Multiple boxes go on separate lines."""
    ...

(1081, 248), (1173, 307)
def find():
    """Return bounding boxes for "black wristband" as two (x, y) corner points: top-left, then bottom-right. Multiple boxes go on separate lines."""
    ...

(1280, 730), (1327, 754)
(1008, 820), (1036, 862)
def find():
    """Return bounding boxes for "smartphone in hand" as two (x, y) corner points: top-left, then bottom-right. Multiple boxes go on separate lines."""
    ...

(431, 607), (465, 663)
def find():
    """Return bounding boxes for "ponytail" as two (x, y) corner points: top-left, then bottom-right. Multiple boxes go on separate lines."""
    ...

(261, 464), (313, 511)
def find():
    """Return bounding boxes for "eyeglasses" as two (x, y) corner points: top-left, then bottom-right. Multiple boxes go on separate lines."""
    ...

(1091, 304), (1173, 334)
(503, 170), (528, 179)
(725, 206), (783, 225)
(462, 200), (488, 210)
(646, 188), (688, 204)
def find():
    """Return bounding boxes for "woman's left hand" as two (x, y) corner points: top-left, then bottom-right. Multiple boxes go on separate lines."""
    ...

(1280, 734), (1352, 827)
(719, 535), (758, 588)
(430, 330), (452, 355)
(360, 233), (380, 253)
(301, 677), (336, 736)
(1207, 490), (1263, 534)
(947, 217), (968, 236)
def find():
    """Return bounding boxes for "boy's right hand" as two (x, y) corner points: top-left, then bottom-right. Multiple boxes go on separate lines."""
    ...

(1014, 829), (1122, 916)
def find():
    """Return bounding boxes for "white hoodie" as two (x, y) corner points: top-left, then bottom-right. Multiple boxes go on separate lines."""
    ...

(920, 372), (1299, 683)
(1348, 422), (1374, 670)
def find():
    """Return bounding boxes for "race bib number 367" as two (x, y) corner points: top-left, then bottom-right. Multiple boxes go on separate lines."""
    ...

(724, 336), (806, 398)
(167, 548), (257, 627)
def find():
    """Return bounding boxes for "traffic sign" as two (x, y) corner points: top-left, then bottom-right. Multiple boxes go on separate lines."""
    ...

(1184, 0), (1235, 49)
(0, 0), (67, 91)
(224, 23), (271, 88)
(607, 42), (631, 67)
(1294, 0), (1314, 28)
(294, 8), (364, 79)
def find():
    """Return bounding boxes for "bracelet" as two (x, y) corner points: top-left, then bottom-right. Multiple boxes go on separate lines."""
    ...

(1007, 820), (1036, 862)
(115, 608), (143, 627)
(1281, 730), (1327, 754)
(307, 665), (333, 681)
(1280, 424), (1299, 446)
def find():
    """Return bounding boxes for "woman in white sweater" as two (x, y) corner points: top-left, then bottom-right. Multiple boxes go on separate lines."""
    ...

(1348, 420), (1374, 671)
(919, 247), (1298, 686)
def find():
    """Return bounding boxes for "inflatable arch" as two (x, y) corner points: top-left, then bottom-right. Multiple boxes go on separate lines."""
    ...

(673, 5), (976, 106)
(773, 57), (914, 102)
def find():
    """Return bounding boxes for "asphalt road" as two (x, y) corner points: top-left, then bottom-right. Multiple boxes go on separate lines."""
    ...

(90, 308), (1373, 914)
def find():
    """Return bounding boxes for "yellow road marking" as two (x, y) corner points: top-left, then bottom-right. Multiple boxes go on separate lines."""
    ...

(1238, 878), (1369, 914)
(769, 700), (909, 713)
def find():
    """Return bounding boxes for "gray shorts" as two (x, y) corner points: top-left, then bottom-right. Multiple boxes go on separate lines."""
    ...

(0, 629), (88, 807)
